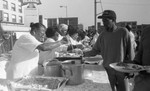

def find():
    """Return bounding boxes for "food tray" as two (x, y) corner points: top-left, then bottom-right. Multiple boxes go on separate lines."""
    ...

(55, 52), (82, 61)
(8, 76), (68, 91)
(109, 62), (145, 73)
(55, 56), (82, 61)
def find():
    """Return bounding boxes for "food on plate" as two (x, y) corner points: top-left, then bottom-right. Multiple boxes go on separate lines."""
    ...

(143, 66), (150, 70)
(116, 62), (143, 70)
(143, 66), (150, 73)
(132, 65), (143, 70)
(116, 62), (128, 67)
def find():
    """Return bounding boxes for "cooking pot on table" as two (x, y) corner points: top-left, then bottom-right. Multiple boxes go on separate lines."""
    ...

(44, 59), (63, 77)
(61, 60), (85, 85)
(44, 59), (84, 85)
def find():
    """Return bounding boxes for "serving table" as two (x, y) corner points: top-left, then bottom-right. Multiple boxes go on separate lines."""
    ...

(0, 64), (111, 91)
(0, 52), (112, 91)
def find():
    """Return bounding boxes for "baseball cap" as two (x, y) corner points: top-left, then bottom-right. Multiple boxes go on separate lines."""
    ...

(98, 10), (116, 20)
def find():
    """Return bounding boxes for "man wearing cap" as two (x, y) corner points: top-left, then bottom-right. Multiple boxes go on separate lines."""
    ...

(84, 10), (135, 91)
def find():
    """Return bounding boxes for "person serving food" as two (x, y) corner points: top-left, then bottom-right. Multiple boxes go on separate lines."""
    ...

(6, 22), (68, 80)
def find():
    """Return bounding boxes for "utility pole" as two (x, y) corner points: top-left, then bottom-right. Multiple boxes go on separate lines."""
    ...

(94, 0), (103, 30)
(60, 6), (68, 17)
(94, 0), (97, 30)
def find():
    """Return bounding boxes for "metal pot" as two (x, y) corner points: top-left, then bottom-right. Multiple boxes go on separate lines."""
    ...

(44, 60), (62, 77)
(62, 61), (85, 85)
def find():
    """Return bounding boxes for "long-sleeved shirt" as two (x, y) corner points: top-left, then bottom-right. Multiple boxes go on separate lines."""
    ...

(84, 27), (135, 67)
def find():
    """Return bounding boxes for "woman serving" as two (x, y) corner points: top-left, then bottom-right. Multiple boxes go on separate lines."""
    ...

(6, 23), (68, 80)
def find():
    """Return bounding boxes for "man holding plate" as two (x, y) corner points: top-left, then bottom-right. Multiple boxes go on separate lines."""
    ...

(83, 10), (135, 91)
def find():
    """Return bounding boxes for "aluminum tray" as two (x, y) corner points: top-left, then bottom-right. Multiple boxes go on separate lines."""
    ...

(55, 56), (82, 61)
(8, 76), (68, 91)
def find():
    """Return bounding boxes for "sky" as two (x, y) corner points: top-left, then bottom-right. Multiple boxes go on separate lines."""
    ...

(38, 0), (150, 29)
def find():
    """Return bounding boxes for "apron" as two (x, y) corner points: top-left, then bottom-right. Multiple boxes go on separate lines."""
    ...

(6, 54), (39, 80)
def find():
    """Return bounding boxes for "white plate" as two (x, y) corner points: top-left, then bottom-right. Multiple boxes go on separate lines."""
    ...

(109, 62), (145, 73)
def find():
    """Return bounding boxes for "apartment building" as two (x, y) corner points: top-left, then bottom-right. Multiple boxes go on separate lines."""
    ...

(0, 0), (30, 53)
(0, 0), (24, 24)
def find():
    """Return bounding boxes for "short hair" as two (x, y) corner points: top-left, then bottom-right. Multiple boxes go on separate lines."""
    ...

(67, 25), (78, 36)
(78, 30), (86, 40)
(46, 27), (57, 38)
(30, 22), (46, 33)
(59, 24), (68, 32)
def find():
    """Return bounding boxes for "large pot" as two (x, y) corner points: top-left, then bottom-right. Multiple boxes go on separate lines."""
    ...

(44, 60), (62, 77)
(62, 61), (84, 85)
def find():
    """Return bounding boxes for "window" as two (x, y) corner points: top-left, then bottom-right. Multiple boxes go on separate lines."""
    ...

(11, 3), (16, 11)
(3, 0), (8, 9)
(12, 14), (16, 23)
(3, 12), (9, 22)
(18, 5), (22, 13)
(18, 16), (23, 23)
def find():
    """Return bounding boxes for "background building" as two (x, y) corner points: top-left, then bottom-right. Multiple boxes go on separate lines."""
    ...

(24, 7), (39, 27)
(0, 0), (24, 24)
(59, 17), (78, 29)
(47, 18), (57, 27)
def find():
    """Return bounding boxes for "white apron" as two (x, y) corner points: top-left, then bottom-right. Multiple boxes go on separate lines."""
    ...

(6, 34), (42, 80)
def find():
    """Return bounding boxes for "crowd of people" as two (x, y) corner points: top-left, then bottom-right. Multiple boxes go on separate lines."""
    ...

(4, 22), (93, 80)
(0, 9), (150, 91)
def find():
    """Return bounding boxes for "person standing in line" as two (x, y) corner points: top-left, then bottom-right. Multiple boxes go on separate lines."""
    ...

(132, 26), (150, 91)
(126, 24), (137, 52)
(6, 23), (68, 80)
(83, 10), (135, 91)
